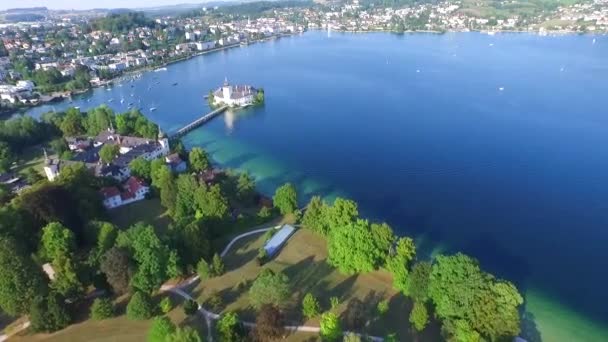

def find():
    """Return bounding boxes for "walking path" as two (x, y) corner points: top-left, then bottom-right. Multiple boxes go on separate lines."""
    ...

(164, 224), (384, 342)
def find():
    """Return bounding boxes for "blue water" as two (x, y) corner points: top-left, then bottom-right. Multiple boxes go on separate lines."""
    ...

(25, 32), (608, 340)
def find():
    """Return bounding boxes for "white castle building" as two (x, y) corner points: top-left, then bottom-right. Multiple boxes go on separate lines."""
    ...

(212, 78), (257, 107)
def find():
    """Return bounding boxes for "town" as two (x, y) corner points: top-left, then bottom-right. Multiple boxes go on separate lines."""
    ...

(1, 0), (607, 113)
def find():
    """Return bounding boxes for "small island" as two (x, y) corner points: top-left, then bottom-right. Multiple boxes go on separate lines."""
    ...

(209, 78), (264, 107)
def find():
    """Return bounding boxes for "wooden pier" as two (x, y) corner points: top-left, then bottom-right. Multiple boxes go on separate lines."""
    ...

(172, 106), (228, 138)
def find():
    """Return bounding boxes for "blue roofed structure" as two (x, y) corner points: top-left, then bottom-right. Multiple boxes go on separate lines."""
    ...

(264, 224), (296, 257)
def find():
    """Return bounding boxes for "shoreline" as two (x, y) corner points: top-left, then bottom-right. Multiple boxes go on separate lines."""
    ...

(6, 33), (293, 117)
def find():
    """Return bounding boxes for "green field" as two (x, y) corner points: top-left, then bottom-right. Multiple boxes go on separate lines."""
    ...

(108, 197), (170, 231)
(10, 293), (206, 342)
(194, 229), (441, 341)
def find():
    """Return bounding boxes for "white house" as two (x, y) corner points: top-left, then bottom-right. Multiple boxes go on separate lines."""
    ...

(100, 176), (150, 209)
(212, 78), (257, 107)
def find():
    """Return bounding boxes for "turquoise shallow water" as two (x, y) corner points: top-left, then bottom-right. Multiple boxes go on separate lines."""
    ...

(26, 32), (608, 341)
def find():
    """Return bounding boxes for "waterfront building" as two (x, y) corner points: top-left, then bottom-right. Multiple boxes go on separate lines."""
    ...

(100, 176), (150, 209)
(212, 78), (258, 107)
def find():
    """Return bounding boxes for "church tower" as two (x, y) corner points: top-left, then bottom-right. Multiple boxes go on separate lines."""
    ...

(222, 77), (232, 100)
(158, 125), (169, 154)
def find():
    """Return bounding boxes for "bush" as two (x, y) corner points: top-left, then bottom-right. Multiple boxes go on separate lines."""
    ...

(205, 291), (223, 312)
(29, 292), (71, 333)
(211, 253), (225, 276)
(409, 301), (429, 332)
(159, 297), (173, 314)
(385, 333), (398, 342)
(196, 258), (211, 280)
(248, 269), (290, 308)
(320, 312), (342, 342)
(377, 299), (389, 316)
(90, 297), (114, 320)
(343, 333), (362, 342)
(330, 296), (340, 311)
(148, 316), (176, 342)
(257, 248), (268, 266)
(183, 299), (199, 315)
(257, 206), (272, 222)
(127, 292), (155, 320)
(302, 293), (320, 320)
(251, 304), (284, 341)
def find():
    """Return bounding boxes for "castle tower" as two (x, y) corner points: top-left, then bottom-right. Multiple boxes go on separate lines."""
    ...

(222, 77), (232, 100)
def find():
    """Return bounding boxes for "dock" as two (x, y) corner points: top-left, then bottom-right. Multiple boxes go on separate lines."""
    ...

(171, 105), (228, 138)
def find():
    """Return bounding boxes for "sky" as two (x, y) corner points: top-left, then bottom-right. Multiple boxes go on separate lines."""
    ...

(0, 0), (213, 11)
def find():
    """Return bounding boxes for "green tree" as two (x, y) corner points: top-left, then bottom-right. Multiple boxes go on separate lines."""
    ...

(127, 291), (155, 320)
(160, 297), (173, 314)
(408, 261), (432, 303)
(272, 183), (297, 215)
(148, 316), (176, 342)
(166, 250), (183, 279)
(150, 158), (167, 186)
(99, 143), (120, 164)
(196, 258), (211, 280)
(211, 253), (225, 276)
(194, 184), (229, 220)
(130, 157), (152, 180)
(409, 301), (429, 332)
(116, 223), (171, 293)
(41, 222), (75, 261)
(386, 236), (416, 293)
(157, 166), (177, 214)
(100, 246), (133, 294)
(343, 333), (362, 342)
(51, 254), (85, 299)
(0, 236), (47, 316)
(236, 172), (256, 205)
(29, 291), (71, 333)
(90, 297), (115, 320)
(248, 269), (290, 308)
(0, 142), (12, 173)
(59, 108), (85, 136)
(441, 319), (481, 342)
(174, 174), (199, 220)
(377, 299), (389, 316)
(302, 196), (329, 235)
(328, 219), (389, 274)
(167, 326), (202, 342)
(325, 197), (358, 231)
(217, 312), (245, 342)
(189, 147), (210, 172)
(302, 293), (320, 320)
(183, 299), (198, 315)
(429, 253), (523, 340)
(251, 304), (284, 342)
(23, 167), (44, 184)
(320, 311), (342, 341)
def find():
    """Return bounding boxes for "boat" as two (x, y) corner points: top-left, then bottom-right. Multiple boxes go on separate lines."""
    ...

(154, 67), (167, 72)
(149, 107), (157, 111)
(499, 87), (504, 91)
(128, 102), (133, 106)
(74, 106), (80, 109)
(108, 99), (114, 102)
(120, 98), (125, 104)
(106, 88), (112, 91)
(172, 82), (178, 86)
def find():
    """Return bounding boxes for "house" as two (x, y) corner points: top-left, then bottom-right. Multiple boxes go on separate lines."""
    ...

(263, 225), (297, 257)
(166, 153), (187, 172)
(212, 78), (258, 107)
(100, 176), (150, 209)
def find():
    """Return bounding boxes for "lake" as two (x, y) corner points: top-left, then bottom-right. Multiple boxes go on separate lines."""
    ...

(25, 31), (608, 341)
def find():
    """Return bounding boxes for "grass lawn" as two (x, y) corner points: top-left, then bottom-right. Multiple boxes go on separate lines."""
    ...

(193, 229), (441, 341)
(10, 293), (206, 342)
(11, 145), (48, 175)
(108, 198), (170, 231)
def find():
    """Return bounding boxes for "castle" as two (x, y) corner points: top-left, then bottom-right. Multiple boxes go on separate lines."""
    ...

(212, 78), (258, 107)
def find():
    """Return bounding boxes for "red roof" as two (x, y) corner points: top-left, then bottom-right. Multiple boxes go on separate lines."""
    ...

(100, 186), (120, 199)
(125, 176), (147, 194)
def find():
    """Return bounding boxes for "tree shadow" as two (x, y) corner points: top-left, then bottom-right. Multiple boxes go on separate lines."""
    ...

(520, 309), (543, 342)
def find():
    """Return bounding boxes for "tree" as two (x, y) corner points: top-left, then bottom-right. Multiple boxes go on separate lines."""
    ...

(324, 197), (358, 231)
(272, 183), (297, 215)
(167, 326), (202, 342)
(130, 157), (152, 180)
(409, 301), (429, 332)
(302, 293), (320, 320)
(251, 304), (284, 342)
(157, 166), (177, 214)
(99, 143), (120, 164)
(217, 312), (245, 342)
(189, 147), (210, 172)
(160, 297), (173, 314)
(212, 253), (225, 276)
(100, 246), (133, 294)
(0, 236), (47, 316)
(194, 184), (229, 220)
(408, 261), (432, 303)
(196, 258), (211, 280)
(386, 236), (416, 293)
(236, 172), (256, 205)
(59, 108), (85, 136)
(148, 316), (176, 342)
(174, 174), (199, 220)
(302, 196), (329, 234)
(441, 319), (481, 342)
(377, 299), (389, 316)
(248, 269), (290, 308)
(319, 311), (342, 341)
(0, 142), (13, 173)
(91, 297), (115, 320)
(429, 253), (523, 340)
(116, 223), (171, 293)
(127, 291), (155, 320)
(29, 291), (71, 333)
(174, 219), (211, 268)
(49, 138), (69, 156)
(183, 299), (198, 315)
(23, 167), (43, 184)
(41, 222), (76, 261)
(327, 219), (387, 274)
(51, 254), (85, 299)
(150, 158), (167, 186)
(166, 250), (183, 279)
